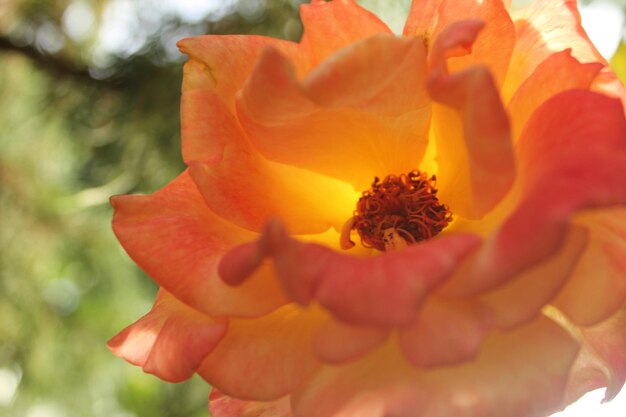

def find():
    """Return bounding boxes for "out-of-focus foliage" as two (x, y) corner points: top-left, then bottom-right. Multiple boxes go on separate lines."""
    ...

(0, 0), (624, 417)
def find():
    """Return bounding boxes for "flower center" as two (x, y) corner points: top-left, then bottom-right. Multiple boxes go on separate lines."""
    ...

(345, 170), (452, 252)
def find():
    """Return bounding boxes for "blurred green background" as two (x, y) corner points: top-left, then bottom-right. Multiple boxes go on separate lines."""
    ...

(0, 1), (625, 417)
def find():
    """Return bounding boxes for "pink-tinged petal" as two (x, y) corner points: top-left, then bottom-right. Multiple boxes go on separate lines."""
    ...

(405, 0), (515, 87)
(445, 90), (626, 296)
(300, 0), (391, 66)
(198, 305), (323, 401)
(220, 220), (481, 327)
(107, 290), (227, 383)
(553, 207), (626, 326)
(111, 171), (288, 318)
(237, 37), (431, 190)
(209, 389), (292, 417)
(398, 297), (494, 367)
(428, 21), (515, 219)
(292, 316), (579, 417)
(507, 49), (603, 141)
(313, 318), (389, 364)
(503, 0), (605, 101)
(178, 36), (307, 105)
(565, 308), (626, 403)
(477, 223), (588, 329)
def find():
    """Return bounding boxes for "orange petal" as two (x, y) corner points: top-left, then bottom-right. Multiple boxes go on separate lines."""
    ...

(209, 388), (292, 417)
(507, 49), (603, 141)
(292, 316), (578, 417)
(183, 90), (356, 234)
(553, 207), (626, 326)
(178, 35), (306, 105)
(428, 21), (515, 219)
(405, 0), (515, 87)
(313, 318), (389, 364)
(398, 297), (493, 367)
(477, 223), (588, 329)
(503, 0), (606, 101)
(300, 0), (391, 66)
(111, 171), (287, 318)
(198, 305), (323, 401)
(107, 290), (227, 383)
(447, 90), (626, 297)
(566, 308), (626, 403)
(219, 220), (481, 327)
(237, 37), (431, 190)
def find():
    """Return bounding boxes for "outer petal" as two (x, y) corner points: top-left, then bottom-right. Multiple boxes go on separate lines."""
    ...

(209, 389), (292, 417)
(565, 308), (626, 403)
(503, 0), (605, 101)
(553, 207), (626, 326)
(292, 316), (579, 417)
(507, 49), (603, 141)
(111, 170), (287, 318)
(404, 0), (515, 86)
(428, 20), (515, 219)
(198, 305), (324, 401)
(447, 91), (626, 296)
(220, 220), (481, 327)
(178, 35), (306, 107)
(237, 36), (431, 190)
(300, 0), (391, 66)
(107, 290), (227, 382)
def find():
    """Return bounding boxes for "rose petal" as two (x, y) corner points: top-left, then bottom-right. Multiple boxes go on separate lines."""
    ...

(292, 316), (579, 417)
(428, 20), (515, 219)
(107, 290), (227, 383)
(503, 0), (606, 101)
(198, 305), (323, 401)
(507, 49), (603, 141)
(111, 170), (287, 318)
(300, 0), (391, 66)
(477, 223), (588, 329)
(405, 0), (515, 86)
(553, 207), (626, 326)
(313, 318), (389, 364)
(209, 388), (292, 417)
(566, 307), (626, 403)
(237, 36), (432, 190)
(398, 297), (494, 367)
(220, 220), (481, 327)
(178, 35), (306, 105)
(444, 90), (626, 296)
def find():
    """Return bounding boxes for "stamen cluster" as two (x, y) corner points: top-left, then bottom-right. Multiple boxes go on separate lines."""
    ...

(353, 170), (452, 251)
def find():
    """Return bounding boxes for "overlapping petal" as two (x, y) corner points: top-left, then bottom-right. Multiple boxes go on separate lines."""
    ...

(220, 220), (481, 327)
(292, 316), (579, 417)
(237, 35), (432, 190)
(107, 290), (227, 382)
(111, 171), (287, 318)
(428, 20), (516, 219)
(300, 0), (391, 65)
(198, 305), (324, 400)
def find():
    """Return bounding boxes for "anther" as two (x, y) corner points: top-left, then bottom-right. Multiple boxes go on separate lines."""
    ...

(346, 170), (452, 251)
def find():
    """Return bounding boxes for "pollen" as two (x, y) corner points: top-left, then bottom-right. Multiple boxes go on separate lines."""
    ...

(348, 170), (452, 251)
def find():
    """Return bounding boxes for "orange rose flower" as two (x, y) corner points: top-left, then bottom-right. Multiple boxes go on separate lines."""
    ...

(108, 1), (626, 416)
